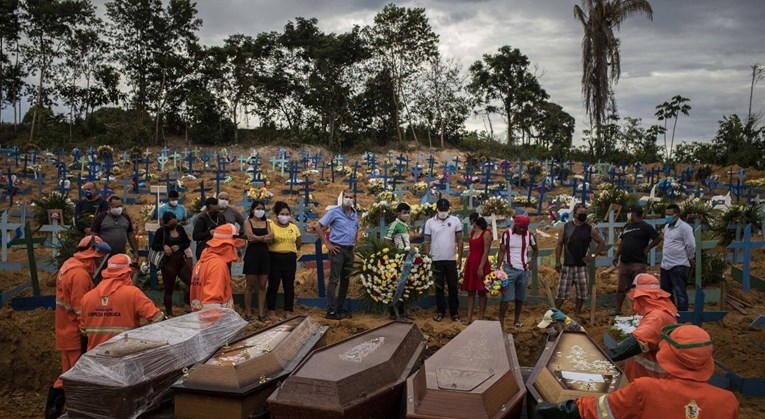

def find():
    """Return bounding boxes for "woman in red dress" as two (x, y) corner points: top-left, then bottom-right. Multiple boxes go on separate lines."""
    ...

(462, 217), (493, 324)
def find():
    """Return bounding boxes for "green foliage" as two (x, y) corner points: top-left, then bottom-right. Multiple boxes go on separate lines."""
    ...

(31, 192), (73, 230)
(700, 250), (726, 286)
(589, 186), (638, 222)
(51, 226), (86, 271)
(679, 197), (719, 228)
(711, 202), (763, 245)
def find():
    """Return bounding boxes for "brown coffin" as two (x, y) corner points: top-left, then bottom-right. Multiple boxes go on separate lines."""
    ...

(172, 315), (329, 419)
(405, 320), (526, 419)
(60, 308), (248, 419)
(525, 331), (629, 417)
(267, 321), (427, 419)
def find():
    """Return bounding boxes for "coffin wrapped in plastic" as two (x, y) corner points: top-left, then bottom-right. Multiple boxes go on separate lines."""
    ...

(172, 315), (329, 419)
(267, 321), (427, 419)
(525, 331), (628, 417)
(406, 320), (526, 419)
(61, 308), (248, 419)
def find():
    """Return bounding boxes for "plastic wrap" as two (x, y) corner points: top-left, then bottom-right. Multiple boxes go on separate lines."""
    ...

(61, 308), (247, 419)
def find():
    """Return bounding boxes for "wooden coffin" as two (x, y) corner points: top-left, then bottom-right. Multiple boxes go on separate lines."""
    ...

(406, 320), (526, 419)
(267, 321), (427, 419)
(61, 308), (248, 419)
(172, 315), (329, 419)
(525, 331), (628, 418)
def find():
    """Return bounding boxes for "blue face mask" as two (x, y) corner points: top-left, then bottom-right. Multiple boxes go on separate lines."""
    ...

(664, 215), (675, 224)
(84, 190), (94, 198)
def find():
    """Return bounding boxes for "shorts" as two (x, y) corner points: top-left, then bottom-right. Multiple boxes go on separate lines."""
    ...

(501, 267), (529, 302)
(618, 262), (647, 293)
(556, 265), (589, 300)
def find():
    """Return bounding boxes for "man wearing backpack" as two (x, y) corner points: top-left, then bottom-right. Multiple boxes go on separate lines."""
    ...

(554, 203), (605, 318)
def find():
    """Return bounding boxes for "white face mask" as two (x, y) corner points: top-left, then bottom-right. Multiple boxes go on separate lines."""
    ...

(110, 207), (123, 216)
(399, 214), (410, 222)
(343, 198), (354, 207)
(277, 215), (290, 224)
(437, 211), (449, 220)
(253, 209), (265, 219)
(218, 199), (229, 209)
(169, 200), (178, 207)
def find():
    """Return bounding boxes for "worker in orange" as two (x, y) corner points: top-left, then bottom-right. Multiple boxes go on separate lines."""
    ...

(46, 235), (111, 419)
(536, 324), (740, 419)
(80, 254), (164, 351)
(190, 223), (245, 311)
(607, 273), (678, 380)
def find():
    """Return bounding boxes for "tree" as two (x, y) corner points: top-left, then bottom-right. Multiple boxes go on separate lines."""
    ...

(654, 95), (691, 160)
(468, 45), (548, 145)
(21, 0), (96, 141)
(0, 0), (21, 124)
(412, 56), (470, 148)
(574, 0), (653, 156)
(366, 4), (439, 144)
(749, 63), (763, 123)
(532, 101), (575, 156)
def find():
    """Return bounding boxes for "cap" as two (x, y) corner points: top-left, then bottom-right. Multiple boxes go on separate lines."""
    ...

(206, 224), (246, 248)
(77, 235), (111, 256)
(628, 273), (670, 300)
(104, 254), (134, 277)
(537, 309), (554, 329)
(656, 324), (715, 382)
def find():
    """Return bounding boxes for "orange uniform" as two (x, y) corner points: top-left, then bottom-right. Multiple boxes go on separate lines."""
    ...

(622, 273), (678, 381)
(52, 236), (109, 389)
(577, 376), (739, 418)
(536, 325), (740, 419)
(80, 254), (163, 351)
(190, 224), (243, 311)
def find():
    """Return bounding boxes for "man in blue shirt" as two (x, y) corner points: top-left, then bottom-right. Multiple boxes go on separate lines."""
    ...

(316, 189), (360, 319)
(157, 190), (188, 225)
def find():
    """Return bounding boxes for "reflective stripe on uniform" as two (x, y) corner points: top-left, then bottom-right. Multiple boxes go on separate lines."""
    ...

(596, 395), (614, 419)
(85, 326), (131, 335)
(55, 298), (72, 311)
(633, 354), (668, 374)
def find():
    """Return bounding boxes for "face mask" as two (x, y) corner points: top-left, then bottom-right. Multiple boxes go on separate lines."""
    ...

(665, 215), (675, 224)
(399, 214), (410, 222)
(110, 207), (123, 216)
(218, 199), (229, 209)
(437, 211), (449, 220)
(343, 198), (354, 207)
(577, 213), (587, 222)
(278, 215), (291, 224)
(169, 200), (178, 207)
(253, 210), (265, 219)
(84, 190), (94, 198)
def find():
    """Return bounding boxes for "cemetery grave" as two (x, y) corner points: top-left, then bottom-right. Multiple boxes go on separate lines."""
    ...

(0, 145), (765, 417)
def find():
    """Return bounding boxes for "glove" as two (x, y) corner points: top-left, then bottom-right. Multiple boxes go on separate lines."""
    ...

(536, 400), (581, 419)
(551, 308), (567, 322)
(607, 335), (642, 361)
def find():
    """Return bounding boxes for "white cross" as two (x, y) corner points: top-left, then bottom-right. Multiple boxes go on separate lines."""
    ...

(0, 211), (21, 263)
(39, 218), (69, 259)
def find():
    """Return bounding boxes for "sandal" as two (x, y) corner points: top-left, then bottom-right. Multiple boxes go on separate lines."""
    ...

(433, 313), (444, 322)
(257, 315), (267, 322)
(244, 314), (253, 322)
(452, 315), (461, 322)
(514, 322), (523, 328)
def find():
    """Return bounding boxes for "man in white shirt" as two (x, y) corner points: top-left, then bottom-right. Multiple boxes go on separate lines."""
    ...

(497, 214), (538, 329)
(424, 199), (464, 322)
(659, 204), (696, 311)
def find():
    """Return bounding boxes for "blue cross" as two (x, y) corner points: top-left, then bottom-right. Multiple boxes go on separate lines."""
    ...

(297, 239), (329, 298)
(728, 224), (765, 292)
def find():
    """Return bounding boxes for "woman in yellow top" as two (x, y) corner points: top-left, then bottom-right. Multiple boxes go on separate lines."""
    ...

(267, 201), (302, 319)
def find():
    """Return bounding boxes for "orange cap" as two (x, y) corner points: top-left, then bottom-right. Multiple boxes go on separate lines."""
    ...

(628, 273), (670, 300)
(656, 325), (715, 382)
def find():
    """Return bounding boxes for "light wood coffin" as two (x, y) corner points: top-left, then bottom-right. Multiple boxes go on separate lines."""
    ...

(267, 321), (427, 419)
(526, 331), (629, 406)
(172, 315), (328, 419)
(406, 320), (526, 419)
(61, 308), (248, 419)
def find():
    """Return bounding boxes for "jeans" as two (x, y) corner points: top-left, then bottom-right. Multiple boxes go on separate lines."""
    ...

(327, 246), (354, 313)
(661, 266), (689, 311)
(161, 251), (191, 315)
(433, 260), (459, 317)
(267, 252), (297, 312)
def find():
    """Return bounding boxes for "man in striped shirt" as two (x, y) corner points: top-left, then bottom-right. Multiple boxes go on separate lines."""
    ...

(497, 214), (538, 329)
(384, 203), (421, 320)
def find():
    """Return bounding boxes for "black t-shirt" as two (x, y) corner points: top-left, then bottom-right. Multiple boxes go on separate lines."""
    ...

(564, 222), (592, 267)
(618, 220), (659, 264)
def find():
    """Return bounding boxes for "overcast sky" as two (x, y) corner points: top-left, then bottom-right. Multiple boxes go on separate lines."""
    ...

(189, 0), (765, 146)
(9, 0), (765, 147)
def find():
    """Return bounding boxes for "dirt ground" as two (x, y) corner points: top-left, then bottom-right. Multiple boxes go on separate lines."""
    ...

(1, 145), (765, 417)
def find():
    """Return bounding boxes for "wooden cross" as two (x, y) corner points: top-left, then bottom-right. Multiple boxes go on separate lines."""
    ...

(39, 217), (68, 260)
(728, 224), (765, 293)
(157, 154), (168, 172)
(282, 162), (300, 195)
(297, 239), (330, 298)
(270, 154), (289, 176)
(185, 153), (196, 173)
(210, 166), (228, 197)
(199, 152), (212, 173)
(0, 210), (22, 266)
(193, 180), (212, 204)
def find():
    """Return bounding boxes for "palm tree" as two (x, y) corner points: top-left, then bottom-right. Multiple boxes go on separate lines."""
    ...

(574, 0), (653, 157)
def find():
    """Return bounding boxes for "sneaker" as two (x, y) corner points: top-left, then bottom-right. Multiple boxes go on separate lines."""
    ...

(339, 310), (351, 319)
(325, 311), (340, 320)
